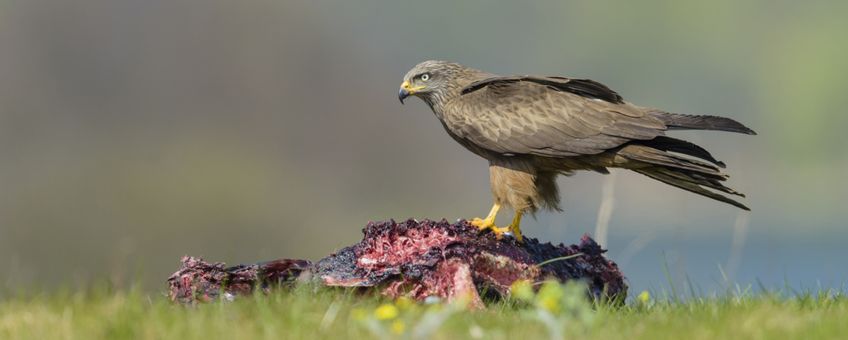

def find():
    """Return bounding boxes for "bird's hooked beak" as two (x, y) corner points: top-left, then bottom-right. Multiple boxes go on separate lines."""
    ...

(398, 80), (425, 104)
(398, 88), (409, 104)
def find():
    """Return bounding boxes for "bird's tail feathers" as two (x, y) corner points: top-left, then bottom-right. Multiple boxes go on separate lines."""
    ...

(616, 143), (749, 210)
(650, 111), (757, 135)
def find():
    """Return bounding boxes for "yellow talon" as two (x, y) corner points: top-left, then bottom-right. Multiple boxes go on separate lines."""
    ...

(470, 203), (500, 230)
(468, 203), (524, 243)
(483, 213), (524, 242)
(470, 218), (494, 229)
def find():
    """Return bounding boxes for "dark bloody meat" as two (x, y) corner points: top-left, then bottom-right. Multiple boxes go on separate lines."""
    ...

(168, 219), (627, 307)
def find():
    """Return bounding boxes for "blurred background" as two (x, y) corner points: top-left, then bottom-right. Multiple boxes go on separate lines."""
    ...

(1, 0), (846, 296)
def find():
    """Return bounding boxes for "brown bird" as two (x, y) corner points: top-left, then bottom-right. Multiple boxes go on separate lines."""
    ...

(398, 60), (755, 242)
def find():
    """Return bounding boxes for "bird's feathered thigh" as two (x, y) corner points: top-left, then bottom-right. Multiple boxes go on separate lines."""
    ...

(483, 156), (564, 215)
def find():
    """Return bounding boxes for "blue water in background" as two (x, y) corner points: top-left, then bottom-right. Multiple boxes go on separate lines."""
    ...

(531, 216), (848, 298)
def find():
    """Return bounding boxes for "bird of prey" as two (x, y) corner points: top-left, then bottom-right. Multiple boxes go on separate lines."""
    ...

(398, 60), (755, 242)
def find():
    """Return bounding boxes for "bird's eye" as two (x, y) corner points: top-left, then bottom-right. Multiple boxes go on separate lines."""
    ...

(420, 73), (430, 81)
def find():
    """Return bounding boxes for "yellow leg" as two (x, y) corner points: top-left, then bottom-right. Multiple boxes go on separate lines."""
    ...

(470, 203), (500, 229)
(471, 204), (524, 242)
(506, 212), (524, 242)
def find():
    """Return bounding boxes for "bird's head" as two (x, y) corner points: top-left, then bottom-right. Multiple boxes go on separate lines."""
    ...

(398, 60), (484, 106)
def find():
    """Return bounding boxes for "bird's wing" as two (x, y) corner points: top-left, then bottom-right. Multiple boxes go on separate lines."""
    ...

(461, 75), (625, 104)
(449, 76), (668, 157)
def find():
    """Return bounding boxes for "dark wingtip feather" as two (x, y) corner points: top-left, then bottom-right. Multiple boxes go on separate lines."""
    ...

(632, 136), (727, 168)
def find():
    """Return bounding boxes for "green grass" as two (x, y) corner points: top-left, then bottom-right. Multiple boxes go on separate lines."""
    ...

(1, 283), (846, 340)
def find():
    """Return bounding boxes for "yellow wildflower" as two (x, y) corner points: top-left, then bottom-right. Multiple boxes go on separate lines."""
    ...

(391, 320), (406, 334)
(536, 281), (565, 314)
(509, 279), (535, 302)
(374, 303), (399, 320)
(638, 291), (651, 304)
